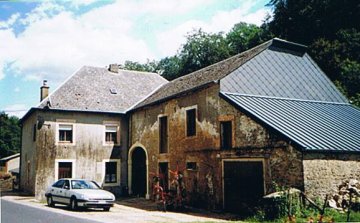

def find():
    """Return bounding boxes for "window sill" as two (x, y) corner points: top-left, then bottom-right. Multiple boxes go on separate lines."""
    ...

(103, 182), (119, 187)
(104, 142), (121, 146)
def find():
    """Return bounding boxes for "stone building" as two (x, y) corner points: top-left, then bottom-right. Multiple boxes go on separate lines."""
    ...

(20, 65), (167, 200)
(128, 38), (360, 212)
(20, 38), (360, 211)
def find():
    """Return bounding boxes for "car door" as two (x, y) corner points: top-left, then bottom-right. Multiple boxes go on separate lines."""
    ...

(62, 180), (71, 205)
(57, 180), (69, 204)
(51, 180), (64, 203)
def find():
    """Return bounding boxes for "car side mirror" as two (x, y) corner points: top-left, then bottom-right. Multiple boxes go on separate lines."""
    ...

(64, 186), (70, 190)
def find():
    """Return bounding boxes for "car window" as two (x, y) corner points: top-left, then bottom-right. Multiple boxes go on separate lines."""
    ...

(63, 180), (70, 189)
(71, 180), (100, 189)
(52, 180), (65, 188)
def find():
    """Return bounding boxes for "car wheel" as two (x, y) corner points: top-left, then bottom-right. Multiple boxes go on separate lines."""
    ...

(70, 197), (78, 211)
(47, 195), (55, 207)
(103, 207), (110, 211)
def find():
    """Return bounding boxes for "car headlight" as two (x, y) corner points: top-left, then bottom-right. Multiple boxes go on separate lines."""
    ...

(80, 194), (89, 200)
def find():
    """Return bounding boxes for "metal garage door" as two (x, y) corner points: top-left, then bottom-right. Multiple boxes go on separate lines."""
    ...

(223, 160), (264, 214)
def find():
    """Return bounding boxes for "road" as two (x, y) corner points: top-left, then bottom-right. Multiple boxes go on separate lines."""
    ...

(1, 199), (100, 223)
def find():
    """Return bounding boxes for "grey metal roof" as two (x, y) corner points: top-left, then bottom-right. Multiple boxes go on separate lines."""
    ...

(222, 92), (360, 152)
(39, 66), (168, 113)
(220, 47), (348, 103)
(134, 39), (272, 109)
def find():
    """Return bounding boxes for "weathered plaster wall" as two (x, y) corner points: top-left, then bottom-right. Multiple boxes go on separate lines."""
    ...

(130, 84), (304, 209)
(20, 111), (38, 194)
(21, 110), (127, 200)
(303, 153), (360, 199)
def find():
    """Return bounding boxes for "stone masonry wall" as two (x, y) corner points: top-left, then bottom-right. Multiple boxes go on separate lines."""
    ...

(303, 153), (360, 199)
(130, 84), (304, 209)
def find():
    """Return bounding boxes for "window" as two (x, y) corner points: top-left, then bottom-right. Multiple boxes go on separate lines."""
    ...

(59, 124), (73, 143)
(159, 116), (168, 153)
(33, 124), (36, 141)
(58, 162), (72, 179)
(105, 162), (117, 183)
(220, 121), (232, 149)
(102, 159), (120, 186)
(186, 162), (197, 171)
(105, 125), (118, 144)
(186, 109), (196, 137)
(55, 159), (76, 181)
(53, 180), (65, 188)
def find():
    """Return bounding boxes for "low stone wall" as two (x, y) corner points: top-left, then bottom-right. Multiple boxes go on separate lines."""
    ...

(303, 153), (360, 199)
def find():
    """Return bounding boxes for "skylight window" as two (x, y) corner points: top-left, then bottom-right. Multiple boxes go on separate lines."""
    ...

(110, 88), (117, 94)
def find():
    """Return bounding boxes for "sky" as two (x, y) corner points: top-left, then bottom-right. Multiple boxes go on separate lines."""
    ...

(0, 0), (270, 118)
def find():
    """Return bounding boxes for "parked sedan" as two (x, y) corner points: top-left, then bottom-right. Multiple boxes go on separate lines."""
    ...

(45, 178), (115, 211)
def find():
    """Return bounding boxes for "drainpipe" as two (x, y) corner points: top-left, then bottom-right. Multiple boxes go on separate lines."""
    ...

(18, 122), (23, 192)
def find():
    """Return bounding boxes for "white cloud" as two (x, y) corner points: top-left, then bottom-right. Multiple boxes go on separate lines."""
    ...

(4, 104), (27, 118)
(156, 1), (271, 57)
(14, 87), (20, 92)
(1, 1), (155, 84)
(0, 13), (20, 29)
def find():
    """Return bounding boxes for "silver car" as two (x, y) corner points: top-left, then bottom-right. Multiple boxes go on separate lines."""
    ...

(45, 178), (115, 211)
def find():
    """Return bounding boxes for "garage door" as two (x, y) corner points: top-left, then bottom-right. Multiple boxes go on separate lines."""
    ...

(223, 161), (264, 213)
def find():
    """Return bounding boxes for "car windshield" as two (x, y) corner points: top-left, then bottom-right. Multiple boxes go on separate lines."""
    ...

(71, 180), (100, 189)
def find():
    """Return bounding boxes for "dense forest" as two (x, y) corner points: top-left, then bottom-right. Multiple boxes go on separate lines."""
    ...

(0, 112), (20, 158)
(121, 0), (360, 107)
(1, 0), (359, 158)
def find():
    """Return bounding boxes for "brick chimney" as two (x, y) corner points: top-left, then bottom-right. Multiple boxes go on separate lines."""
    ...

(108, 64), (119, 73)
(40, 80), (49, 102)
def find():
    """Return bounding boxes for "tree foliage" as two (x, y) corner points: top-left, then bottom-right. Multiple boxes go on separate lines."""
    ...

(0, 112), (20, 158)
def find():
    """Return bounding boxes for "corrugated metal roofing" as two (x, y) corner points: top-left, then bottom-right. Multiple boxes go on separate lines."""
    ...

(220, 47), (348, 103)
(221, 92), (360, 152)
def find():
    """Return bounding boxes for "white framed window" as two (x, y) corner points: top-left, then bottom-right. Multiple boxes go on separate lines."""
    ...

(55, 159), (76, 181)
(102, 159), (121, 186)
(56, 120), (76, 145)
(59, 125), (73, 142)
(103, 121), (120, 146)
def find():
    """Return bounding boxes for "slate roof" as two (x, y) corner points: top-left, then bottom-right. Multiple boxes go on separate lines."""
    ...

(220, 45), (348, 103)
(221, 93), (360, 152)
(39, 66), (167, 113)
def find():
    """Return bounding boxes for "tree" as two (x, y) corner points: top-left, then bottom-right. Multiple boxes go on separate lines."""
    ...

(267, 0), (360, 44)
(0, 112), (21, 158)
(177, 29), (232, 77)
(227, 22), (271, 54)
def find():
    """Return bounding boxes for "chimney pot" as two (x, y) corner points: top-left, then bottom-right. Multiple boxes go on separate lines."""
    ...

(40, 80), (49, 102)
(108, 64), (119, 73)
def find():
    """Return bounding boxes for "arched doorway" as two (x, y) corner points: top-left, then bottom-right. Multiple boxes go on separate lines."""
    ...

(131, 147), (147, 197)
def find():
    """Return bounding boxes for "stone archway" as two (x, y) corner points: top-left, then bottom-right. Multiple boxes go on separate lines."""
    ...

(128, 143), (149, 199)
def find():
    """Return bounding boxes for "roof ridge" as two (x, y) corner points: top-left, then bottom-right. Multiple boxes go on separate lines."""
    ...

(221, 92), (351, 105)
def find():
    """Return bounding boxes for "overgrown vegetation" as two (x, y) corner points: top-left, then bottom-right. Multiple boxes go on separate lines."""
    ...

(120, 0), (360, 107)
(0, 112), (21, 158)
(240, 182), (360, 222)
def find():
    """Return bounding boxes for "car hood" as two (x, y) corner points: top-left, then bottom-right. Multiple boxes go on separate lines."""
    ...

(73, 189), (115, 199)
